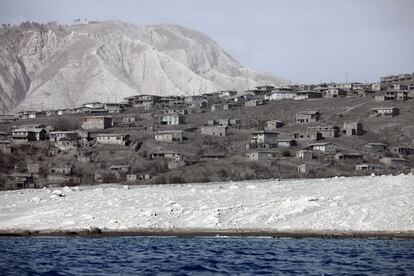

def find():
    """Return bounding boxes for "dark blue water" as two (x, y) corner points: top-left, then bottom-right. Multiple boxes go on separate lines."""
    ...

(0, 237), (413, 275)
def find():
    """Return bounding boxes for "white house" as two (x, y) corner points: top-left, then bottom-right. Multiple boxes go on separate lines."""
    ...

(96, 133), (130, 146)
(306, 142), (336, 153)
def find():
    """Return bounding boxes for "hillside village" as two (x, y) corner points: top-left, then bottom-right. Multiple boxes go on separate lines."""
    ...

(0, 72), (413, 190)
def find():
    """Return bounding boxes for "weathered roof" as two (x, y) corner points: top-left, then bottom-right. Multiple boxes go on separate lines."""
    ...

(96, 133), (128, 137)
(156, 130), (183, 134)
(13, 128), (45, 133)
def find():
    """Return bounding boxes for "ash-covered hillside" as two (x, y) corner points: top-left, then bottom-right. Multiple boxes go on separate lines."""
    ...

(0, 21), (284, 113)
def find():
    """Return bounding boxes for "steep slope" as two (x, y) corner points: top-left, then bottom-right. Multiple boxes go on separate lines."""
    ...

(0, 21), (285, 112)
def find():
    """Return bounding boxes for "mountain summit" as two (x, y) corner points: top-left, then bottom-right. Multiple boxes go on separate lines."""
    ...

(0, 20), (285, 112)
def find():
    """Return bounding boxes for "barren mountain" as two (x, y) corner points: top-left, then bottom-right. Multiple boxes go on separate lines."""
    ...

(0, 21), (285, 113)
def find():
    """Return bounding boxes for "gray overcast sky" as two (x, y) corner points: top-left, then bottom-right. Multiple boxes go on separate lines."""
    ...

(1, 0), (413, 84)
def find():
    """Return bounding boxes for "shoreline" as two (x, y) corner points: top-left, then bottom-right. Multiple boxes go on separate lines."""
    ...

(1, 229), (413, 240)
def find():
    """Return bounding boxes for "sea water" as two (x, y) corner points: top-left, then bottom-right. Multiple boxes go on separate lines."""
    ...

(0, 237), (413, 275)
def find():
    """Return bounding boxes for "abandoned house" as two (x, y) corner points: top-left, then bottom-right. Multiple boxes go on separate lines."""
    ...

(293, 131), (322, 141)
(150, 152), (182, 160)
(355, 164), (383, 172)
(342, 122), (363, 136)
(163, 109), (188, 115)
(245, 99), (265, 107)
(364, 143), (388, 152)
(323, 88), (347, 98)
(49, 131), (79, 142)
(96, 133), (130, 146)
(154, 130), (184, 142)
(122, 116), (137, 125)
(245, 151), (275, 161)
(124, 94), (161, 108)
(379, 157), (410, 167)
(250, 131), (278, 148)
(370, 107), (399, 117)
(6, 173), (34, 190)
(201, 126), (227, 137)
(306, 142), (336, 153)
(49, 165), (73, 175)
(265, 120), (284, 130)
(81, 116), (113, 130)
(160, 114), (185, 125)
(375, 91), (408, 101)
(17, 111), (38, 120)
(307, 126), (340, 138)
(168, 158), (186, 169)
(109, 165), (131, 173)
(278, 138), (296, 147)
(296, 150), (313, 161)
(390, 146), (414, 158)
(294, 91), (323, 100)
(12, 128), (46, 142)
(296, 111), (320, 123)
(200, 154), (225, 161)
(334, 152), (364, 161)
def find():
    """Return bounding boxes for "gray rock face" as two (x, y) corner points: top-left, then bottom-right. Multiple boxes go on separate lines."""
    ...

(0, 21), (285, 113)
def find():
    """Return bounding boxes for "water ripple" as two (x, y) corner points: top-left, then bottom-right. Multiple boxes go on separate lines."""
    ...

(0, 237), (413, 275)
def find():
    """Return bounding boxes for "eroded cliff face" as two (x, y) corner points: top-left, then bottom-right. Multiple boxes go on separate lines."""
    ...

(0, 21), (285, 113)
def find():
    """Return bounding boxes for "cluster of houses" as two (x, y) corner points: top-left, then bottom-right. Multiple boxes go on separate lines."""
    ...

(0, 72), (413, 189)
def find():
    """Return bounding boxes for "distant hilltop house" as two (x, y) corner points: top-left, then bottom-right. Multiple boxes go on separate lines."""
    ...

(370, 107), (399, 117)
(0, 114), (17, 123)
(81, 116), (113, 130)
(17, 111), (38, 120)
(296, 111), (320, 123)
(380, 72), (414, 87)
(96, 133), (130, 146)
(264, 88), (296, 101)
(155, 130), (183, 142)
(124, 94), (161, 109)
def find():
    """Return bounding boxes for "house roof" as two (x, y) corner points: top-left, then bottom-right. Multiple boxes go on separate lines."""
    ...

(96, 133), (128, 137)
(13, 128), (45, 133)
(156, 130), (183, 134)
(297, 110), (319, 115)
